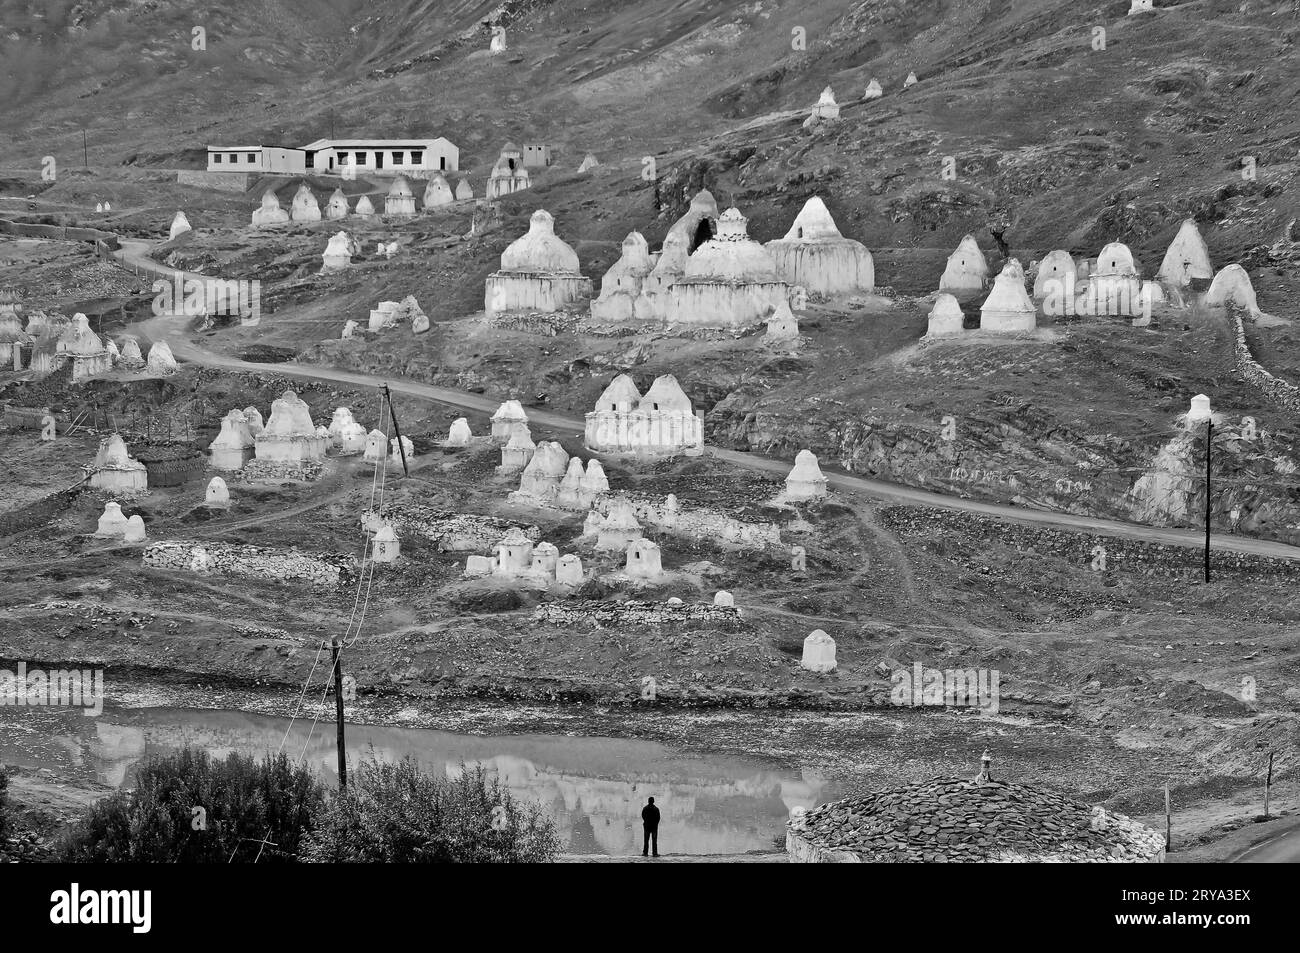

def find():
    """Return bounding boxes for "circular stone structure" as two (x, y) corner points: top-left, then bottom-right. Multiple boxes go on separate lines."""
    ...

(787, 776), (1166, 863)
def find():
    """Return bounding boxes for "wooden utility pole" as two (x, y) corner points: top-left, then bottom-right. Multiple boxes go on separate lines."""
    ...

(83, 130), (88, 168)
(1264, 750), (1274, 819)
(331, 639), (347, 791)
(383, 384), (410, 477)
(1204, 419), (1213, 583)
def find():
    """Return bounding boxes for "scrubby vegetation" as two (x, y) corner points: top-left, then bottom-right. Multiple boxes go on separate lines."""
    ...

(300, 758), (561, 863)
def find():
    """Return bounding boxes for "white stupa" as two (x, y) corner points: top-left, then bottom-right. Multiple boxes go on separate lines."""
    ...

(446, 417), (472, 447)
(169, 211), (192, 241)
(251, 190), (289, 228)
(123, 515), (147, 543)
(938, 235), (989, 296)
(785, 450), (829, 500)
(423, 174), (454, 210)
(1205, 264), (1260, 315)
(591, 231), (655, 321)
(1186, 394), (1213, 424)
(321, 231), (353, 271)
(354, 195), (377, 219)
(801, 630), (837, 673)
(979, 261), (1036, 332)
(204, 476), (231, 508)
(578, 154), (599, 173)
(290, 184), (322, 223)
(1157, 219), (1213, 287)
(926, 294), (965, 336)
(385, 176), (417, 217)
(325, 189), (350, 220)
(95, 501), (129, 537)
(864, 78), (883, 100)
(765, 196), (874, 294)
(145, 340), (178, 374)
(904, 71), (919, 88)
(1033, 250), (1077, 300)
(209, 409), (256, 470)
(803, 86), (840, 128)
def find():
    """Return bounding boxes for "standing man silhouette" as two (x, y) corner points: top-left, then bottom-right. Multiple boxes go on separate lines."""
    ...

(641, 796), (661, 857)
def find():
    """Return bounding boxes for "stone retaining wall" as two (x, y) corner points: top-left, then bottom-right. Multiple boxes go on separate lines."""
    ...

(1233, 310), (1300, 414)
(371, 502), (538, 551)
(532, 600), (743, 628)
(142, 539), (353, 587)
(880, 506), (1297, 578)
(0, 217), (118, 244)
(0, 486), (84, 538)
(176, 170), (256, 193)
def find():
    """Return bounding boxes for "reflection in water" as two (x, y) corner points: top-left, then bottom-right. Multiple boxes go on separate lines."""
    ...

(0, 706), (843, 855)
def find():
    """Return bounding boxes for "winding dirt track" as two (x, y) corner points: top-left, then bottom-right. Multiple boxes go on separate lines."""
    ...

(114, 242), (1300, 564)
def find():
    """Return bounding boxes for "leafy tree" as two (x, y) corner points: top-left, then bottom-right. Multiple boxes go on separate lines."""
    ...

(56, 749), (325, 863)
(301, 758), (560, 863)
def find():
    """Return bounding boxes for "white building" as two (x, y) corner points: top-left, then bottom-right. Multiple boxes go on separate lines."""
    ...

(206, 146), (307, 174)
(301, 138), (459, 176)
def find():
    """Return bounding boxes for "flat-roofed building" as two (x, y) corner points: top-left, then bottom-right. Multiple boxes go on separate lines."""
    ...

(300, 138), (459, 177)
(206, 146), (307, 174)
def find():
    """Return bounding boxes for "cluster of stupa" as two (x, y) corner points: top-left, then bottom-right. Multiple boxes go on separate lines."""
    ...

(209, 392), (358, 475)
(94, 501), (148, 543)
(926, 220), (1262, 338)
(484, 210), (592, 315)
(577, 498), (667, 582)
(252, 176), (472, 231)
(583, 373), (704, 457)
(589, 192), (872, 328)
(7, 308), (176, 379)
(506, 435), (610, 509)
(463, 527), (585, 587)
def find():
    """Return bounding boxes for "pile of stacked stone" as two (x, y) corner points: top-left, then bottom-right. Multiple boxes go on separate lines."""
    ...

(245, 389), (329, 480)
(532, 600), (743, 628)
(142, 540), (352, 588)
(86, 434), (148, 494)
(327, 407), (368, 454)
(208, 409), (257, 470)
(787, 775), (1166, 863)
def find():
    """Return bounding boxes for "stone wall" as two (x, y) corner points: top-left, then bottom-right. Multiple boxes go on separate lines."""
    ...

(532, 600), (743, 628)
(1233, 309), (1300, 413)
(0, 217), (118, 244)
(176, 170), (256, 193)
(880, 506), (1297, 578)
(142, 539), (353, 587)
(134, 445), (208, 487)
(370, 501), (539, 552)
(588, 493), (782, 550)
(0, 486), (84, 538)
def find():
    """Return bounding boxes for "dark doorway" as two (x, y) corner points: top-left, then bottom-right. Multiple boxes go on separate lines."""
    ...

(689, 218), (712, 253)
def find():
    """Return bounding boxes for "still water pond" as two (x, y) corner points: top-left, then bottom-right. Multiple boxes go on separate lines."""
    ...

(0, 705), (845, 856)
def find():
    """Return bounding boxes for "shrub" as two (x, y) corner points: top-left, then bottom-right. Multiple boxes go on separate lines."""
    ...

(56, 749), (325, 863)
(300, 758), (560, 863)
